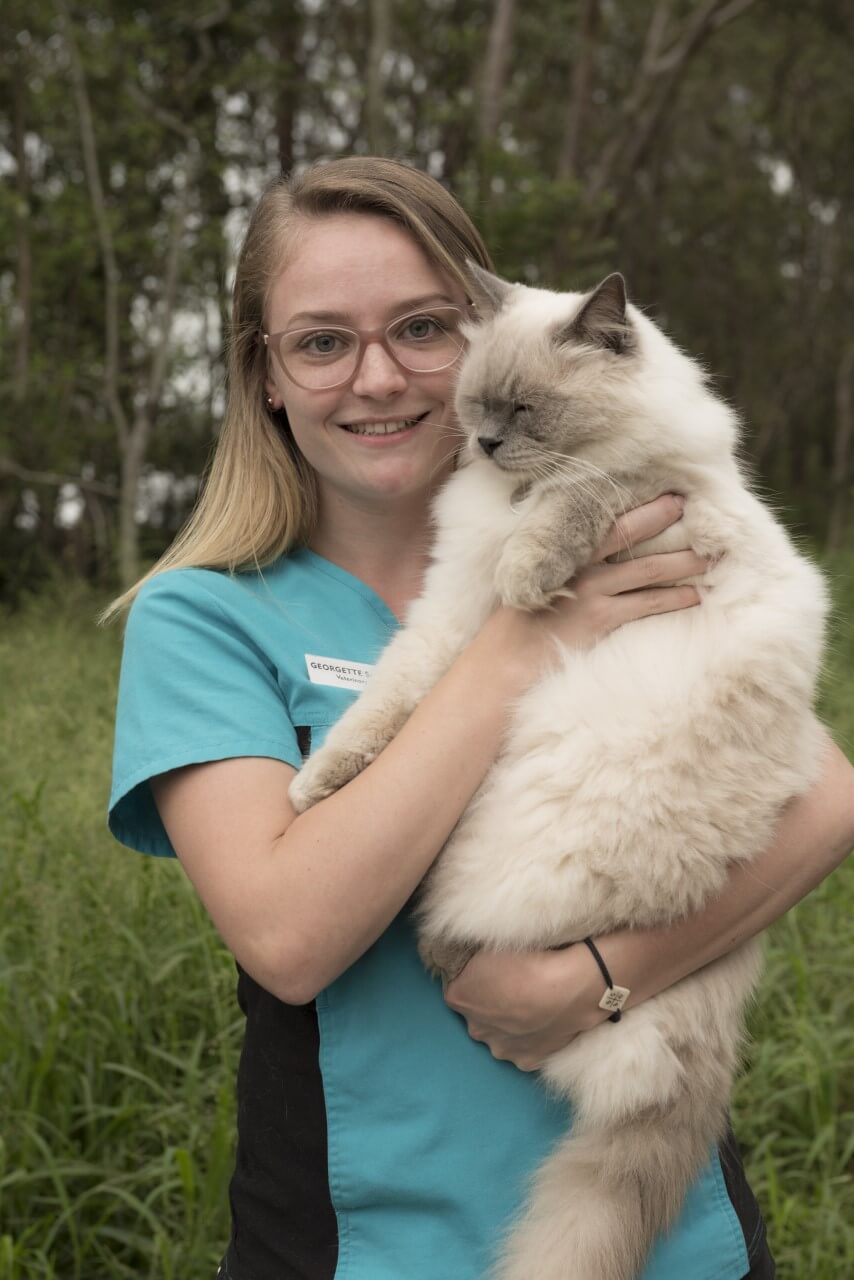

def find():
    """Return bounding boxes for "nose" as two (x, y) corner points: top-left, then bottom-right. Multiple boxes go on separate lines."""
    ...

(478, 436), (502, 458)
(351, 338), (408, 398)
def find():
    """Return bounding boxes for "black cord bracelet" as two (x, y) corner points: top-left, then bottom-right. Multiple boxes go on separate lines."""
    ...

(582, 937), (630, 1023)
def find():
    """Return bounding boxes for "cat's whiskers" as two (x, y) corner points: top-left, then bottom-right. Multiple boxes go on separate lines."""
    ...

(525, 460), (601, 523)
(531, 445), (631, 493)
(531, 451), (636, 557)
(535, 449), (634, 515)
(528, 456), (624, 539)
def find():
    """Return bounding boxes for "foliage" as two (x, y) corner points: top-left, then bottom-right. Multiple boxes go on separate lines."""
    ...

(0, 561), (852, 1277)
(0, 0), (853, 596)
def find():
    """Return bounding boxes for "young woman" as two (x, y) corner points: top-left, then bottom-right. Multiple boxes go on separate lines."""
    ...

(109, 158), (853, 1280)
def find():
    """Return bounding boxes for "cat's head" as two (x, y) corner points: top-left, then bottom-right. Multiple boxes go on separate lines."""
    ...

(455, 263), (733, 478)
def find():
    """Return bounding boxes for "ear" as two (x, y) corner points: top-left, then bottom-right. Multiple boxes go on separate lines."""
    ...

(465, 259), (515, 318)
(559, 273), (634, 354)
(264, 373), (284, 412)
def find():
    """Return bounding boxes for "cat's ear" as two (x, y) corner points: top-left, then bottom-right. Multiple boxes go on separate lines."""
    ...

(465, 259), (515, 318)
(559, 273), (634, 354)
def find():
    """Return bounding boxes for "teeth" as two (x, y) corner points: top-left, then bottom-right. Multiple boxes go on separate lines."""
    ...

(344, 418), (419, 436)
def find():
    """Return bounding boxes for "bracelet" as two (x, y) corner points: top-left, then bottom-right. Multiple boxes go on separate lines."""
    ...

(582, 937), (630, 1023)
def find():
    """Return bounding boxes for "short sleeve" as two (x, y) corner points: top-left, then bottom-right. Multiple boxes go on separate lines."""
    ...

(109, 570), (303, 858)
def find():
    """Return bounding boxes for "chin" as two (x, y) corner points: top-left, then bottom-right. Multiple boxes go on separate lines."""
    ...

(368, 462), (451, 501)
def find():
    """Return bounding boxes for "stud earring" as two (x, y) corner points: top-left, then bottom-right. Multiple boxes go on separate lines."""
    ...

(267, 395), (275, 408)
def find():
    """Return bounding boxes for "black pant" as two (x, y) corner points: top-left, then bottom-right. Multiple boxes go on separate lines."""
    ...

(719, 1124), (776, 1278)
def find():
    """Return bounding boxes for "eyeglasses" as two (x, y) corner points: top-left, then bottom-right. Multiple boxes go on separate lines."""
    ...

(263, 306), (468, 391)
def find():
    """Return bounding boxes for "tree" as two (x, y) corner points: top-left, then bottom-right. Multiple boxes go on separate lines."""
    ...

(1, 0), (853, 602)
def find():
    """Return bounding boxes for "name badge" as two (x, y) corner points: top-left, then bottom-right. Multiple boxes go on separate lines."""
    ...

(304, 653), (374, 691)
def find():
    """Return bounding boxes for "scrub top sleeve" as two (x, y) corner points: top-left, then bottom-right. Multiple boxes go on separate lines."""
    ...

(109, 570), (303, 859)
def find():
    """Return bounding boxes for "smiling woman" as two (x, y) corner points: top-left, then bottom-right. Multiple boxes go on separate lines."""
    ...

(260, 214), (467, 535)
(102, 160), (495, 618)
(104, 157), (853, 1280)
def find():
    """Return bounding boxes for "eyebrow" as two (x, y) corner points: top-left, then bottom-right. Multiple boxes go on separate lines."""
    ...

(284, 294), (458, 328)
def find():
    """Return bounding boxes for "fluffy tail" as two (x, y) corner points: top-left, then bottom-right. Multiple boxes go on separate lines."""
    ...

(495, 1042), (731, 1280)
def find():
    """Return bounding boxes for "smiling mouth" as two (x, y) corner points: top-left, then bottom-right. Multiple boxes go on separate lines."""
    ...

(338, 410), (431, 436)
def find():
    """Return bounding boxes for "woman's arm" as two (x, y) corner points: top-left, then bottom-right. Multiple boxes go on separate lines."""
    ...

(443, 732), (854, 1070)
(154, 607), (542, 1005)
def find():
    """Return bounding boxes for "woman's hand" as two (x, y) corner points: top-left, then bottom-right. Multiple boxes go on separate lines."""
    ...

(443, 945), (607, 1072)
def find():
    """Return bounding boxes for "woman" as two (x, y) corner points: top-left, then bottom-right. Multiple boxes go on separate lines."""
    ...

(109, 158), (853, 1280)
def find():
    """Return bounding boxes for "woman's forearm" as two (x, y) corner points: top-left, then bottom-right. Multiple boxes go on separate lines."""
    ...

(591, 732), (854, 1017)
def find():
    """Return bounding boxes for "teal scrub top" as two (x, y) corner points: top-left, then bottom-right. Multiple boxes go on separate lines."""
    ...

(109, 550), (750, 1280)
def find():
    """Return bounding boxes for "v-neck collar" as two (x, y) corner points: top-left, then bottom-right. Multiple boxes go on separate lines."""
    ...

(292, 547), (401, 630)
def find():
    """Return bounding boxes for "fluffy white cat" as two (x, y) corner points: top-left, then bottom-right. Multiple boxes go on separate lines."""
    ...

(290, 265), (827, 1280)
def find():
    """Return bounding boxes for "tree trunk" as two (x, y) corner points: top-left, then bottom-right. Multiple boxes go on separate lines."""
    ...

(477, 0), (516, 208)
(478, 0), (516, 147)
(366, 0), (391, 153)
(117, 429), (147, 587)
(556, 0), (600, 181)
(12, 64), (32, 402)
(275, 2), (303, 172)
(551, 0), (601, 280)
(60, 2), (128, 443)
(62, 4), (200, 588)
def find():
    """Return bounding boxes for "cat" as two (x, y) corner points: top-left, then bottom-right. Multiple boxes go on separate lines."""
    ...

(289, 264), (828, 1280)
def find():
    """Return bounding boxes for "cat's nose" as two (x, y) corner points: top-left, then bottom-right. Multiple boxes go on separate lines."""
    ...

(478, 436), (502, 458)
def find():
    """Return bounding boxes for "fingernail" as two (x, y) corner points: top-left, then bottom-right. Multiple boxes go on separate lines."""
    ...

(670, 494), (686, 511)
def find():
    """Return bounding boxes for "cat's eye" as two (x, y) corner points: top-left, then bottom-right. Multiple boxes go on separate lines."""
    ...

(513, 402), (531, 415)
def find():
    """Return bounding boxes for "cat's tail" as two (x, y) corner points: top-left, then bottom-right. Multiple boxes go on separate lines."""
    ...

(495, 930), (769, 1280)
(495, 1043), (731, 1280)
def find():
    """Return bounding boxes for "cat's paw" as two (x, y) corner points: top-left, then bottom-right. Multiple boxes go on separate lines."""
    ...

(494, 541), (576, 611)
(417, 933), (477, 985)
(289, 744), (376, 812)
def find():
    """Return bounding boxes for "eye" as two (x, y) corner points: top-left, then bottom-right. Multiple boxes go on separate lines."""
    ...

(296, 330), (351, 358)
(513, 402), (531, 415)
(398, 314), (441, 341)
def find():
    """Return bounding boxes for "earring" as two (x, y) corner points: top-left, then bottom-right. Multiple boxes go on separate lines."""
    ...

(267, 395), (275, 408)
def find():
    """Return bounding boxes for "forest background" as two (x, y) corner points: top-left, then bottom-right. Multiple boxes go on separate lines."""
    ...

(0, 1), (852, 1278)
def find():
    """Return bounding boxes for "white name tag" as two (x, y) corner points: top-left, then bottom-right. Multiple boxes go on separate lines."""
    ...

(304, 653), (374, 691)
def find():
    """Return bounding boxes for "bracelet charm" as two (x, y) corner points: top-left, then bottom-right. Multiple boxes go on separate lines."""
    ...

(598, 984), (630, 1014)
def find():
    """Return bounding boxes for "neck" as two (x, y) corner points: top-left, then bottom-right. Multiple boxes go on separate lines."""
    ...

(309, 493), (435, 619)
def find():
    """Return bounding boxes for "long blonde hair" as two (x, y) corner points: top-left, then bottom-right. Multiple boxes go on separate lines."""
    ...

(104, 158), (493, 618)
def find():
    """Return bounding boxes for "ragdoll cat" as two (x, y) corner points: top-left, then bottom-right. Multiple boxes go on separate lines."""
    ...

(289, 265), (828, 1280)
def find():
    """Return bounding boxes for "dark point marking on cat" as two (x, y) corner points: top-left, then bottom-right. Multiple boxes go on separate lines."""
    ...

(557, 272), (635, 355)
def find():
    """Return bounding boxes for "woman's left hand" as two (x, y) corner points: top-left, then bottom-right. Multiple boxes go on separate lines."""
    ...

(443, 946), (604, 1071)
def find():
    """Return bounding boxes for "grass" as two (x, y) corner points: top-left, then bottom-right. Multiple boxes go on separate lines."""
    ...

(0, 584), (239, 1279)
(1, 560), (852, 1280)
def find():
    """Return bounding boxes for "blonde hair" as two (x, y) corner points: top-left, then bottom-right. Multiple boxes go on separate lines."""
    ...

(103, 157), (493, 619)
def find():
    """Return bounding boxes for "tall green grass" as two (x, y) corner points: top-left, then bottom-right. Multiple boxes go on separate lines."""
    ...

(1, 585), (239, 1279)
(1, 562), (852, 1279)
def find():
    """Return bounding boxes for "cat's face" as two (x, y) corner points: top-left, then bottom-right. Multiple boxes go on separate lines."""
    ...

(456, 269), (641, 478)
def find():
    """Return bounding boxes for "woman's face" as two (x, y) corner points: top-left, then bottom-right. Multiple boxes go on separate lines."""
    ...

(264, 213), (466, 517)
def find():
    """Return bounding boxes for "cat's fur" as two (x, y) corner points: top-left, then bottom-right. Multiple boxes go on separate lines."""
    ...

(289, 265), (828, 1280)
